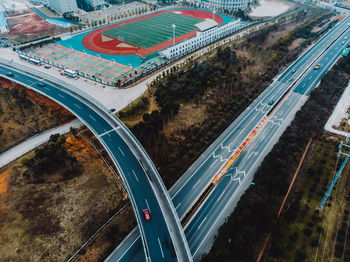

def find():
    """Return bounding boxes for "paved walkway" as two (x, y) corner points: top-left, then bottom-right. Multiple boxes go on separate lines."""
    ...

(0, 119), (82, 168)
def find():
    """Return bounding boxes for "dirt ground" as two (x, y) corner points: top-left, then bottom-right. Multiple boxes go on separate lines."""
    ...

(0, 133), (127, 262)
(6, 12), (56, 35)
(335, 106), (350, 133)
(3, 11), (68, 44)
(0, 78), (74, 153)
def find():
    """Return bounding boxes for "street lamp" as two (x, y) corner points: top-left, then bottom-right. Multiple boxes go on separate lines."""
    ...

(212, 10), (216, 20)
(172, 24), (176, 45)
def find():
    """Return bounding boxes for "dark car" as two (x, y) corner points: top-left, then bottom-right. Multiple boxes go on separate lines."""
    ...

(143, 209), (151, 221)
(268, 100), (275, 106)
(6, 72), (13, 76)
(37, 82), (46, 87)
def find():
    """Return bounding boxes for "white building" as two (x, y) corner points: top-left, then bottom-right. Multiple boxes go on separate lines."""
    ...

(159, 18), (241, 59)
(194, 0), (250, 11)
(48, 0), (78, 13)
(30, 0), (49, 5)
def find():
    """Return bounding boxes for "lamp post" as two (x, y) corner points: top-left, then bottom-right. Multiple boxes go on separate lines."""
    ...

(172, 24), (176, 45)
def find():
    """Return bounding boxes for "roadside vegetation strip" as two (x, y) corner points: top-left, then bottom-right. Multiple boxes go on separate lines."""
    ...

(202, 48), (350, 262)
(256, 138), (313, 261)
(277, 138), (313, 218)
(67, 203), (130, 262)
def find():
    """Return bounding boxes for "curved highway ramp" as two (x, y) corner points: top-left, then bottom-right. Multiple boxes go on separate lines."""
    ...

(0, 58), (192, 262)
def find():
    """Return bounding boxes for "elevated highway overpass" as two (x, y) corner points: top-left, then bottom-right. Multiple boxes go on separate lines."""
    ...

(0, 58), (192, 262)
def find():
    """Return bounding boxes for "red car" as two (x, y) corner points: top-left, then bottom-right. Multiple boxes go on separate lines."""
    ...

(143, 209), (151, 221)
(60, 72), (66, 76)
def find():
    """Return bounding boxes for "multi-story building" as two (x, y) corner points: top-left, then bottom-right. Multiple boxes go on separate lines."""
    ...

(159, 18), (241, 59)
(29, 0), (49, 5)
(195, 0), (250, 11)
(48, 0), (78, 13)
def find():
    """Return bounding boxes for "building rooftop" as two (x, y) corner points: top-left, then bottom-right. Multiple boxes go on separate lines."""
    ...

(195, 19), (217, 31)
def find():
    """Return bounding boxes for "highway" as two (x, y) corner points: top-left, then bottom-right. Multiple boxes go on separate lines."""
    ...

(183, 15), (350, 260)
(0, 60), (192, 262)
(108, 15), (350, 262)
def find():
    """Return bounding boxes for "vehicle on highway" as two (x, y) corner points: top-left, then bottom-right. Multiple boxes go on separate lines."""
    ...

(291, 69), (296, 74)
(44, 65), (51, 69)
(37, 82), (46, 87)
(314, 64), (320, 70)
(342, 41), (345, 45)
(268, 100), (275, 106)
(6, 72), (13, 76)
(143, 209), (151, 221)
(109, 108), (116, 113)
(289, 78), (293, 82)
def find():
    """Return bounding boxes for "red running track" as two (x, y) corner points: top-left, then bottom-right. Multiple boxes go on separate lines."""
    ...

(82, 9), (223, 57)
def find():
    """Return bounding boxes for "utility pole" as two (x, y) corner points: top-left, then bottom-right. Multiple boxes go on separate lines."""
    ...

(172, 24), (176, 45)
(319, 136), (350, 210)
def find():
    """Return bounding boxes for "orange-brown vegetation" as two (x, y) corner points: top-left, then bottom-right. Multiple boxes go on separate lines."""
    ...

(0, 167), (11, 228)
(0, 133), (126, 261)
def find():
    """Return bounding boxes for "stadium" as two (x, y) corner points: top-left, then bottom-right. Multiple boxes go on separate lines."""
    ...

(82, 9), (224, 57)
(25, 8), (239, 84)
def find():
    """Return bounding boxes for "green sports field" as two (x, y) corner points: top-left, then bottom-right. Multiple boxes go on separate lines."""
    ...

(102, 12), (203, 48)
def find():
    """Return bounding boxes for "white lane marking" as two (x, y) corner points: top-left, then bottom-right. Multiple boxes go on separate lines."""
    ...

(158, 237), (164, 258)
(216, 191), (225, 203)
(209, 159), (218, 168)
(192, 179), (201, 189)
(175, 202), (182, 209)
(89, 115), (96, 121)
(309, 76), (312, 80)
(302, 83), (306, 88)
(118, 147), (125, 157)
(197, 217), (207, 230)
(145, 199), (150, 212)
(132, 169), (139, 182)
(58, 94), (65, 99)
(248, 151), (255, 159)
(74, 103), (81, 109)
